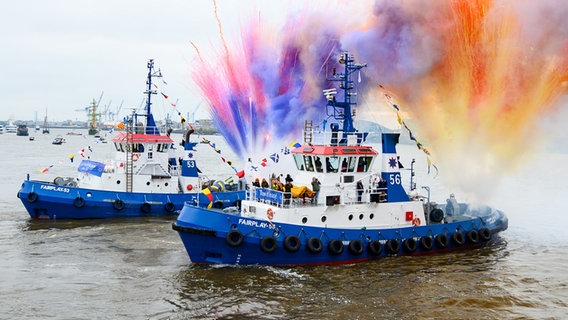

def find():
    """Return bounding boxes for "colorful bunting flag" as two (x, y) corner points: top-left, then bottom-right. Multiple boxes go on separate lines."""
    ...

(379, 84), (438, 176)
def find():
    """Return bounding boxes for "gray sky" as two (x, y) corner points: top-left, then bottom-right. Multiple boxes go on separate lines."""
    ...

(1, 0), (291, 123)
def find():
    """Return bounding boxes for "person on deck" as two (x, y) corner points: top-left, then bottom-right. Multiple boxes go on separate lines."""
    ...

(252, 178), (260, 188)
(356, 181), (364, 202)
(284, 181), (293, 206)
(261, 178), (269, 188)
(311, 177), (321, 203)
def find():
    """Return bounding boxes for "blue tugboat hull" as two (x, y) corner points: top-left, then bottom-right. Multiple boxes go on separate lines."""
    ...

(173, 204), (508, 266)
(18, 179), (244, 219)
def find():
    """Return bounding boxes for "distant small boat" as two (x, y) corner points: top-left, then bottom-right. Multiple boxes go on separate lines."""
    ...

(42, 110), (50, 134)
(52, 136), (66, 145)
(17, 124), (29, 136)
(29, 136), (35, 141)
(66, 132), (83, 136)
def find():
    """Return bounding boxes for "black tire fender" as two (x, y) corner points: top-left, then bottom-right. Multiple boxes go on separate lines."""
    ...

(452, 231), (465, 246)
(226, 230), (244, 247)
(435, 234), (449, 249)
(140, 202), (151, 214)
(386, 239), (400, 254)
(466, 230), (479, 244)
(348, 240), (364, 256)
(73, 197), (85, 208)
(306, 237), (323, 254)
(283, 235), (301, 252)
(164, 202), (175, 213)
(27, 192), (38, 203)
(260, 236), (277, 253)
(327, 239), (344, 255)
(419, 236), (433, 251)
(367, 240), (382, 256)
(113, 199), (125, 211)
(402, 238), (417, 253)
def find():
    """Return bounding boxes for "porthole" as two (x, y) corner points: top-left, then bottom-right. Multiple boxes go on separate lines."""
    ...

(302, 217), (308, 224)
(116, 180), (121, 185)
(359, 214), (364, 220)
(370, 213), (374, 219)
(146, 182), (151, 186)
(321, 216), (327, 223)
(348, 214), (353, 221)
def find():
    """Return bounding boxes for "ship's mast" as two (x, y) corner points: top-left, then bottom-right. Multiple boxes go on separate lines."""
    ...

(143, 59), (162, 135)
(325, 52), (367, 134)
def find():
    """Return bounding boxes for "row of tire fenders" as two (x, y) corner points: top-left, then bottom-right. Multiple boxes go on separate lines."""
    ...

(225, 227), (493, 255)
(25, 191), (176, 213)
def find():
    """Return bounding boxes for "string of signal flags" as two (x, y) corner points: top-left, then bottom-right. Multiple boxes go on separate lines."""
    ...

(378, 84), (438, 176)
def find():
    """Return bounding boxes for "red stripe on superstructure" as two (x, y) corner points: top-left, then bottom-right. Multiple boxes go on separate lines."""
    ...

(112, 133), (174, 143)
(291, 145), (378, 156)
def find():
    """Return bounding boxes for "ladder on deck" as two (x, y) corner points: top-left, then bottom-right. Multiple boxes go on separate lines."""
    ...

(303, 120), (313, 144)
(125, 124), (134, 193)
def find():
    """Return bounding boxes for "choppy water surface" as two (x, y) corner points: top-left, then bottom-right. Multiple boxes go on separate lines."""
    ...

(1, 130), (567, 319)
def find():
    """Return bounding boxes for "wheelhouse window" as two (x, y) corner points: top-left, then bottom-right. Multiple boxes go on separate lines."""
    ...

(326, 156), (339, 173)
(347, 156), (356, 172)
(357, 156), (373, 172)
(314, 156), (323, 172)
(293, 154), (305, 171)
(157, 143), (169, 152)
(304, 155), (314, 172)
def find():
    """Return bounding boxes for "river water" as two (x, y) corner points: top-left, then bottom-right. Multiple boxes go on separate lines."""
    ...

(1, 129), (567, 319)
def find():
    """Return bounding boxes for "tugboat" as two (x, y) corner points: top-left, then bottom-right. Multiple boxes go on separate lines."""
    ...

(172, 52), (508, 266)
(16, 124), (29, 136)
(18, 59), (246, 219)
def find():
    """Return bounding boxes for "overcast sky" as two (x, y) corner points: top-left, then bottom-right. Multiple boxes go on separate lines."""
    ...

(1, 0), (293, 123)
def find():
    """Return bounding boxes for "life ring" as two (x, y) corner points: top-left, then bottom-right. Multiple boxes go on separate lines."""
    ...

(452, 231), (465, 246)
(479, 227), (492, 242)
(402, 238), (417, 253)
(73, 197), (85, 208)
(348, 240), (364, 256)
(435, 234), (449, 249)
(327, 239), (344, 255)
(132, 154), (140, 162)
(419, 236), (433, 251)
(367, 240), (382, 256)
(386, 239), (400, 254)
(113, 199), (125, 211)
(164, 202), (175, 213)
(260, 236), (277, 253)
(186, 184), (193, 191)
(226, 230), (244, 247)
(26, 192), (38, 203)
(284, 235), (301, 252)
(412, 217), (421, 226)
(140, 202), (151, 213)
(266, 208), (274, 220)
(466, 230), (479, 244)
(306, 237), (323, 254)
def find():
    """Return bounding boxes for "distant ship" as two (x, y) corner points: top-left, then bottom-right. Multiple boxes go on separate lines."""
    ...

(16, 124), (29, 136)
(5, 121), (17, 133)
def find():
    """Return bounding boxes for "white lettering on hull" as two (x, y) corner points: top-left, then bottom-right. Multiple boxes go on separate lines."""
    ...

(40, 185), (70, 193)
